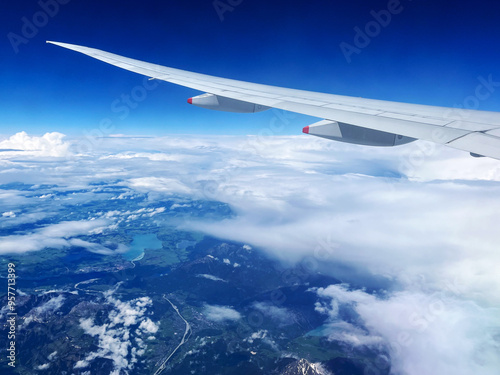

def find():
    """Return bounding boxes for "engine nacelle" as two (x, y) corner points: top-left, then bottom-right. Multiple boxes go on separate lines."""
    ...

(187, 93), (270, 113)
(303, 120), (415, 147)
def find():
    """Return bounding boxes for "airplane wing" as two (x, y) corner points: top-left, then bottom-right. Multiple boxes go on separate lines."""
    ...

(47, 41), (500, 160)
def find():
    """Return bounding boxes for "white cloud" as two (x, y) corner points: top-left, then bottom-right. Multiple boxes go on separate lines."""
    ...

(48, 351), (58, 361)
(77, 290), (158, 374)
(197, 274), (227, 282)
(73, 361), (88, 369)
(106, 295), (152, 327)
(315, 284), (500, 375)
(252, 302), (294, 324)
(170, 203), (191, 210)
(245, 329), (268, 343)
(100, 151), (187, 162)
(35, 295), (65, 315)
(69, 239), (128, 255)
(2, 133), (500, 374)
(0, 219), (112, 255)
(40, 220), (110, 238)
(203, 305), (242, 322)
(127, 177), (192, 195)
(138, 318), (159, 334)
(22, 295), (66, 328)
(244, 329), (279, 350)
(0, 131), (71, 157)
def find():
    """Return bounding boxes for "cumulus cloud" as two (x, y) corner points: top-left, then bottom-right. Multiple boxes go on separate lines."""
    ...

(203, 305), (242, 322)
(0, 131), (71, 157)
(77, 287), (159, 374)
(138, 318), (159, 334)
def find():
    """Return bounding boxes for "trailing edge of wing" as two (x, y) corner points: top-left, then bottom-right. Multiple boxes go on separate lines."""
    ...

(46, 41), (500, 160)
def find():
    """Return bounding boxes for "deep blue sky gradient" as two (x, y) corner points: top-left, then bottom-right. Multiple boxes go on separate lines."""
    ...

(2, 0), (500, 136)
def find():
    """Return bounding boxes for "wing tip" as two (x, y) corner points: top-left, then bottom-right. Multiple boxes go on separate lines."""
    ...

(46, 40), (63, 47)
(46, 41), (78, 49)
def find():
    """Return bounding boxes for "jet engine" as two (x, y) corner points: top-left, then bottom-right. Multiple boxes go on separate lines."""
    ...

(187, 93), (270, 113)
(303, 120), (415, 147)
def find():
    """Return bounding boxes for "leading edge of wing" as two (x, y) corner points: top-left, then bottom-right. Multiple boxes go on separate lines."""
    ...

(46, 41), (500, 160)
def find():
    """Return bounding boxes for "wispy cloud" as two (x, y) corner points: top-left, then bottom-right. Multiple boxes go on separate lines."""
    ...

(203, 304), (242, 322)
(0, 219), (111, 255)
(197, 274), (227, 282)
(22, 295), (66, 328)
(252, 302), (294, 324)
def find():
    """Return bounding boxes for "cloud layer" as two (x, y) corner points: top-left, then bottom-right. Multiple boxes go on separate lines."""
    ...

(1, 132), (499, 374)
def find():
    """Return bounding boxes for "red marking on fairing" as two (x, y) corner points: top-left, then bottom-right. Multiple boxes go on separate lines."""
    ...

(187, 98), (192, 104)
(302, 126), (310, 134)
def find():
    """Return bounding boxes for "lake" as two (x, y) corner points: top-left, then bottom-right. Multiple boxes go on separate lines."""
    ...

(125, 234), (162, 261)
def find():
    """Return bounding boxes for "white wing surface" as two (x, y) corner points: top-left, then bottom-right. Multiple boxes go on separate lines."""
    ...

(47, 41), (500, 160)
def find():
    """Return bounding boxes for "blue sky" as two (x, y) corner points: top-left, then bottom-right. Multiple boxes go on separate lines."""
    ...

(2, 0), (500, 136)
